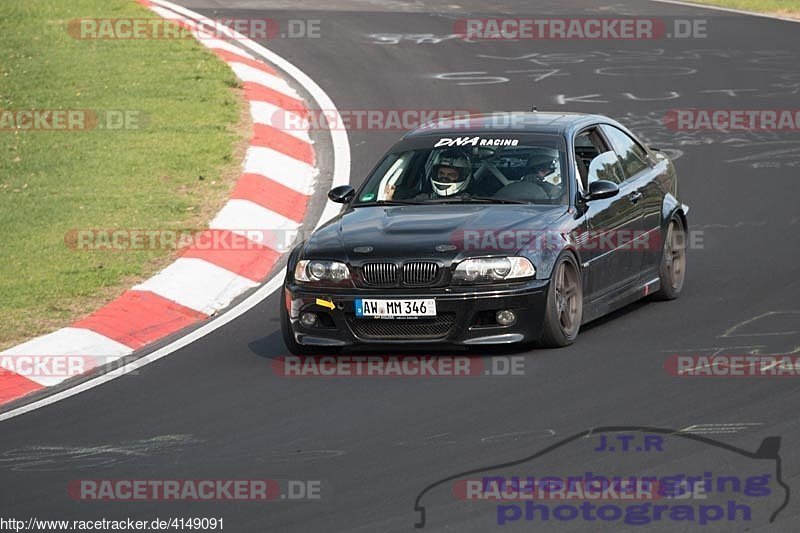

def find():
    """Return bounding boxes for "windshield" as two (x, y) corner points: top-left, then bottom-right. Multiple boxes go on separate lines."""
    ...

(354, 137), (569, 206)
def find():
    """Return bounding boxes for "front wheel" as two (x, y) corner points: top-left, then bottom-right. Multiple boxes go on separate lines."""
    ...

(654, 216), (687, 300)
(539, 254), (583, 348)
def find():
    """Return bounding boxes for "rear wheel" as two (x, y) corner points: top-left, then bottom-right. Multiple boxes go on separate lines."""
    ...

(654, 216), (687, 300)
(539, 254), (583, 348)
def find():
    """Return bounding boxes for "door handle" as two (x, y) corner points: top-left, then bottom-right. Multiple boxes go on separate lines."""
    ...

(629, 191), (643, 203)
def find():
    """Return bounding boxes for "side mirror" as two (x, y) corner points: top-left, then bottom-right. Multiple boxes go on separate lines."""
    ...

(328, 185), (355, 204)
(585, 179), (620, 201)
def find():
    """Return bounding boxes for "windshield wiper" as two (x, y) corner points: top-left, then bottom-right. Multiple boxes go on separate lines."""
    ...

(427, 196), (530, 205)
(353, 200), (427, 207)
(468, 196), (530, 204)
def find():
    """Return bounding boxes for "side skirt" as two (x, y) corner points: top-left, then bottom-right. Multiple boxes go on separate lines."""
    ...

(581, 277), (660, 325)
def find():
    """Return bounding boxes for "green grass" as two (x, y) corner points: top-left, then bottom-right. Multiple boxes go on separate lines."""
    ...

(689, 0), (800, 17)
(0, 0), (245, 349)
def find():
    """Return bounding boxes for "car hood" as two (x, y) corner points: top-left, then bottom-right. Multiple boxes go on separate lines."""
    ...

(302, 204), (568, 263)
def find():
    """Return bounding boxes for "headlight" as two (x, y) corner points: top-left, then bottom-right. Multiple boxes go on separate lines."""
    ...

(294, 260), (351, 284)
(452, 257), (535, 284)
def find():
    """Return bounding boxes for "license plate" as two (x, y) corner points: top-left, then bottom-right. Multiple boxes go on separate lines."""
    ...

(355, 298), (436, 318)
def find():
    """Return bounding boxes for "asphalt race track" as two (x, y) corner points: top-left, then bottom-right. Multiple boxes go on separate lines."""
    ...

(2, 1), (800, 531)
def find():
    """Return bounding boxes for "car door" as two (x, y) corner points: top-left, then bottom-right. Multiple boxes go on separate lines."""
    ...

(599, 124), (663, 280)
(575, 127), (643, 300)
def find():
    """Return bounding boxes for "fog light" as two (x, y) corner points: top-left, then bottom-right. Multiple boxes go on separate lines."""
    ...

(496, 310), (516, 326)
(300, 312), (318, 327)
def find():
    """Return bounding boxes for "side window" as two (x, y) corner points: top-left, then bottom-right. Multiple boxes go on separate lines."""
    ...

(375, 151), (427, 200)
(600, 125), (649, 180)
(587, 151), (626, 185)
(574, 128), (624, 186)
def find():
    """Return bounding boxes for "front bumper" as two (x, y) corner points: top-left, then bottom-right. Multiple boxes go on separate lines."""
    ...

(283, 280), (550, 347)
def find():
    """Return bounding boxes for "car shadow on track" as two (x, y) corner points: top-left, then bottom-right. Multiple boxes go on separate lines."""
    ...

(579, 298), (652, 333)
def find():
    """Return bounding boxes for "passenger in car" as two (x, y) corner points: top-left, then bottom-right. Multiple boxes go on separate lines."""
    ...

(494, 154), (564, 202)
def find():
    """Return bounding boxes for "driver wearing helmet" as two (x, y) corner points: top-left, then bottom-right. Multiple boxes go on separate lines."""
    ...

(384, 149), (473, 200)
(429, 150), (472, 198)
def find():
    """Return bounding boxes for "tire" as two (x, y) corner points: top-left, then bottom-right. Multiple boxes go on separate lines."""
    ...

(280, 287), (325, 355)
(654, 215), (687, 300)
(539, 254), (583, 348)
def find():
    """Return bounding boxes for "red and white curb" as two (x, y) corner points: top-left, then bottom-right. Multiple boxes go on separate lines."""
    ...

(0, 0), (349, 410)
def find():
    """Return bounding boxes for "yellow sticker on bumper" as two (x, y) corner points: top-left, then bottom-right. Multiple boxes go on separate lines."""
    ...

(315, 298), (335, 310)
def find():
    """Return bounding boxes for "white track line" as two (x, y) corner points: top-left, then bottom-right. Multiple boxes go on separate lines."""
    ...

(0, 0), (350, 422)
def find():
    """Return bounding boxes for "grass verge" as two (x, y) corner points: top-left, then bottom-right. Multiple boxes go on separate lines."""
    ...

(0, 0), (247, 349)
(687, 0), (800, 18)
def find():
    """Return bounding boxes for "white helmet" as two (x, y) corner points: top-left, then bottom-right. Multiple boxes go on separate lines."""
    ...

(431, 150), (471, 197)
(526, 153), (561, 185)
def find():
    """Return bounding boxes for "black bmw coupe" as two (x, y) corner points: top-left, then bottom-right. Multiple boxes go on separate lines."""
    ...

(281, 112), (689, 352)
